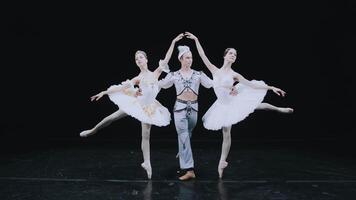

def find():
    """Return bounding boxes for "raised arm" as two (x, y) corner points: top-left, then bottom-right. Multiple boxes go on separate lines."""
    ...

(233, 72), (286, 97)
(185, 32), (218, 74)
(90, 75), (141, 101)
(162, 33), (184, 65)
(153, 33), (184, 77)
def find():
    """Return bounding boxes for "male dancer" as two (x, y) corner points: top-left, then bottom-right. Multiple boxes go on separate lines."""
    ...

(159, 44), (213, 180)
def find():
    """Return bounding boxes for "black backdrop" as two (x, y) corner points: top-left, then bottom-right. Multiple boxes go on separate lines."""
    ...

(2, 1), (355, 143)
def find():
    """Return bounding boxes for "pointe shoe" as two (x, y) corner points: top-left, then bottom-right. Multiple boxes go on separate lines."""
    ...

(179, 170), (196, 181)
(218, 161), (228, 179)
(280, 107), (294, 114)
(79, 130), (94, 137)
(141, 162), (152, 179)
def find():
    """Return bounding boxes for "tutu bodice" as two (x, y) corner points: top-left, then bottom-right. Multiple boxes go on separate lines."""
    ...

(137, 72), (160, 106)
(202, 69), (267, 130)
(212, 70), (235, 104)
(107, 71), (171, 127)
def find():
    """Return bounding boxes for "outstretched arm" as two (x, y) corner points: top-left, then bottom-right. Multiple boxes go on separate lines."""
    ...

(158, 72), (174, 90)
(200, 71), (213, 88)
(185, 32), (218, 74)
(154, 33), (184, 77)
(90, 76), (141, 101)
(233, 72), (286, 97)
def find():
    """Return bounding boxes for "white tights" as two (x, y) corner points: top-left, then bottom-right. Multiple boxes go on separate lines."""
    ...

(218, 102), (293, 178)
(80, 109), (152, 179)
(256, 102), (294, 113)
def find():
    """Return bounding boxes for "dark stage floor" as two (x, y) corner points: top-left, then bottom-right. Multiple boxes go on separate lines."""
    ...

(1, 138), (356, 199)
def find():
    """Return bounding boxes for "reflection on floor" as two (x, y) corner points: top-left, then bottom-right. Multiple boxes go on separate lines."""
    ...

(1, 139), (356, 199)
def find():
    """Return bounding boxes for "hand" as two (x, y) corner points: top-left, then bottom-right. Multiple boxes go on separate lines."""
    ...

(159, 59), (170, 73)
(90, 91), (105, 101)
(173, 33), (184, 43)
(184, 32), (198, 40)
(134, 88), (143, 97)
(270, 86), (286, 97)
(230, 86), (238, 96)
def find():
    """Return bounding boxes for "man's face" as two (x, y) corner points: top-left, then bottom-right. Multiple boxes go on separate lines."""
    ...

(180, 52), (193, 67)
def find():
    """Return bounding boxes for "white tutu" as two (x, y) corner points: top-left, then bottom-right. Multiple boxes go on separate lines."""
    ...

(107, 78), (171, 127)
(203, 80), (267, 130)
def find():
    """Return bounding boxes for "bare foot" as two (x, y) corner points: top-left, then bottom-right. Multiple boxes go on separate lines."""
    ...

(141, 162), (152, 179)
(218, 161), (228, 179)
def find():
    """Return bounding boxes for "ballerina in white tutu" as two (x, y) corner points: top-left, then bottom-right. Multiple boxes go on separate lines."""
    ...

(186, 32), (293, 178)
(79, 33), (184, 179)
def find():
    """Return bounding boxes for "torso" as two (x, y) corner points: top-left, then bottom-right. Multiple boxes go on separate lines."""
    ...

(212, 68), (235, 104)
(177, 69), (198, 101)
(138, 71), (159, 105)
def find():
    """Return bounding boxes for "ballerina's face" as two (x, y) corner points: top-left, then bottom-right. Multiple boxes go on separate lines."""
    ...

(135, 51), (148, 68)
(224, 48), (237, 63)
(179, 52), (193, 68)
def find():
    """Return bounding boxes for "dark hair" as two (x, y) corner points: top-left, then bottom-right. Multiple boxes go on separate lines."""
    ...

(223, 48), (237, 57)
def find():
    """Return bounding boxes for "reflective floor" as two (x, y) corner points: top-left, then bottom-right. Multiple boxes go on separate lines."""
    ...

(1, 139), (356, 199)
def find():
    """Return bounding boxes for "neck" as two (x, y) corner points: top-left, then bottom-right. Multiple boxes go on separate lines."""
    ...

(222, 61), (232, 70)
(180, 65), (191, 71)
(139, 65), (149, 72)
